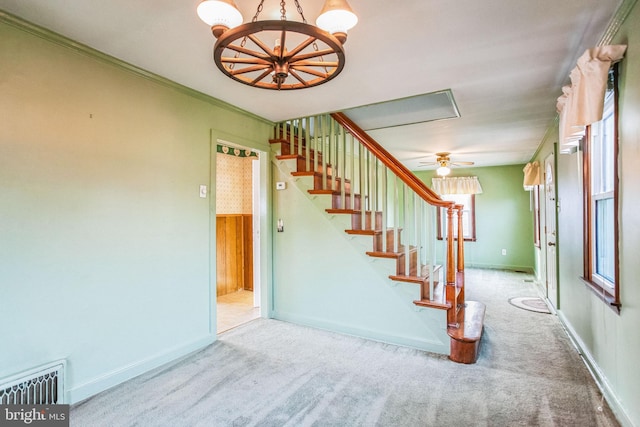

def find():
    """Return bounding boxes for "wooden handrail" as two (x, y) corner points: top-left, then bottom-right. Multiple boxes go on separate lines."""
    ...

(332, 112), (453, 209)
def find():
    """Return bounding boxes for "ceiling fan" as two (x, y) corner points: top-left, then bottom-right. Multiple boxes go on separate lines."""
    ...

(418, 152), (474, 176)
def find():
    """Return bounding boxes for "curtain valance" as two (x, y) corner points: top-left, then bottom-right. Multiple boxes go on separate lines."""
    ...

(431, 176), (483, 195)
(523, 161), (541, 191)
(556, 45), (626, 149)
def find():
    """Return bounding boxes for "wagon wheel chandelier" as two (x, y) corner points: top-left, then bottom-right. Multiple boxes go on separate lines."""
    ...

(197, 0), (358, 90)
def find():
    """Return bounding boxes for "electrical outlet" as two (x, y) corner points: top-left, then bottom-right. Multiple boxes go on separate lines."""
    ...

(501, 249), (507, 256)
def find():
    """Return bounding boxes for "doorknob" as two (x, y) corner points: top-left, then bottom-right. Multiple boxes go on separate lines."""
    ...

(548, 242), (556, 246)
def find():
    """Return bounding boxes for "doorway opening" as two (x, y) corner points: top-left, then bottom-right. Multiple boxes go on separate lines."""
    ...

(215, 142), (262, 333)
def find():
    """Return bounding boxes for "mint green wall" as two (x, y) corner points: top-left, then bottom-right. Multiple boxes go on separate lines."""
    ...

(530, 3), (640, 424)
(271, 157), (450, 355)
(414, 165), (535, 272)
(0, 15), (272, 403)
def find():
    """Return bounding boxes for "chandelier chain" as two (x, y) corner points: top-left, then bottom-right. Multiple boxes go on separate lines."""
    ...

(293, 0), (307, 23)
(252, 0), (265, 22)
(280, 0), (287, 20)
(231, 0), (268, 71)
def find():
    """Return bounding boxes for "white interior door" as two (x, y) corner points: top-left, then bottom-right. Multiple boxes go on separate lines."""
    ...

(544, 153), (558, 308)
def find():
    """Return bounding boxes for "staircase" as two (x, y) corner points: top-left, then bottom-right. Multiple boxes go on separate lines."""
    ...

(270, 112), (485, 363)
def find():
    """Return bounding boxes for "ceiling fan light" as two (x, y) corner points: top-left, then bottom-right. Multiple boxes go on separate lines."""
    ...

(197, 0), (243, 33)
(316, 0), (358, 40)
(436, 166), (451, 177)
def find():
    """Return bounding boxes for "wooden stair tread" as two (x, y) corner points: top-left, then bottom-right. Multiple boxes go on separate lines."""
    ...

(326, 209), (359, 214)
(389, 264), (441, 283)
(309, 189), (359, 196)
(366, 246), (417, 257)
(308, 189), (335, 195)
(448, 301), (485, 341)
(366, 250), (405, 258)
(276, 154), (306, 163)
(347, 230), (381, 236)
(412, 299), (450, 310)
(447, 301), (486, 364)
(389, 275), (425, 284)
(292, 170), (343, 178)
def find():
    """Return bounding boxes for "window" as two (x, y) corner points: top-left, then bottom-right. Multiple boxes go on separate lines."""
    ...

(437, 194), (476, 241)
(582, 65), (620, 311)
(533, 186), (540, 248)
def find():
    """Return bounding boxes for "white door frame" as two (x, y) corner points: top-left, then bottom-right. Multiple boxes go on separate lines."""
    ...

(544, 153), (558, 308)
(211, 135), (269, 336)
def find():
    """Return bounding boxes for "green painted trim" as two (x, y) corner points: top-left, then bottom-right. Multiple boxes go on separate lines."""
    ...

(599, 0), (638, 45)
(0, 9), (273, 127)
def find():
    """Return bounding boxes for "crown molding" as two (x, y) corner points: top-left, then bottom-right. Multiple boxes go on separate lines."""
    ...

(599, 0), (637, 45)
(0, 9), (273, 126)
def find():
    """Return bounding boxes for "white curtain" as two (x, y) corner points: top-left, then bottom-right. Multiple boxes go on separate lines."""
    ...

(557, 45), (626, 149)
(523, 161), (541, 191)
(432, 176), (483, 195)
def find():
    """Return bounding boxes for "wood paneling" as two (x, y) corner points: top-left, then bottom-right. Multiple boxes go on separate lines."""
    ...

(216, 214), (253, 296)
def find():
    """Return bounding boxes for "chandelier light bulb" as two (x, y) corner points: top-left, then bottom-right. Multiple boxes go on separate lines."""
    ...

(316, 0), (358, 43)
(197, 0), (244, 37)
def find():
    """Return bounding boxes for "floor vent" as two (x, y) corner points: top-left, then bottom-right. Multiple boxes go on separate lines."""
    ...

(0, 361), (65, 404)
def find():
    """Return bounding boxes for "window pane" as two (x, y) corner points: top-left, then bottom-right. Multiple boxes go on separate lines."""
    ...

(602, 112), (615, 193)
(595, 197), (615, 283)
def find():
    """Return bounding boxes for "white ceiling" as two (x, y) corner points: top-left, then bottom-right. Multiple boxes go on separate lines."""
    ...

(0, 0), (622, 170)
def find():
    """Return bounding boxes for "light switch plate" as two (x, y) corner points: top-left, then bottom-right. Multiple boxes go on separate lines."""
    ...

(199, 185), (207, 198)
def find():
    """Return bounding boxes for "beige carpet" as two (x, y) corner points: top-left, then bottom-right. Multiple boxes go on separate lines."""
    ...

(70, 269), (619, 426)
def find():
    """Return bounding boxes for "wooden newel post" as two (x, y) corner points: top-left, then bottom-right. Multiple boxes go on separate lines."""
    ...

(446, 204), (456, 323)
(455, 204), (465, 303)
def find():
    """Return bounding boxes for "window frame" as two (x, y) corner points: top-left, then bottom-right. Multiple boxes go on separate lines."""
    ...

(437, 194), (477, 242)
(581, 64), (621, 313)
(533, 186), (541, 248)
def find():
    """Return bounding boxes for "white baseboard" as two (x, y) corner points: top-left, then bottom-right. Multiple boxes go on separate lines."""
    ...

(556, 311), (633, 427)
(466, 263), (534, 273)
(272, 311), (449, 356)
(67, 334), (216, 405)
